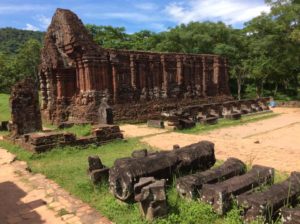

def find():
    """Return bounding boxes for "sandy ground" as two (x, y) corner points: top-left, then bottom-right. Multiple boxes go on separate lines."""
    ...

(121, 108), (300, 173)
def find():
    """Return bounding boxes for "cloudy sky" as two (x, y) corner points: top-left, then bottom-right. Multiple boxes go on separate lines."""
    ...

(0, 0), (270, 33)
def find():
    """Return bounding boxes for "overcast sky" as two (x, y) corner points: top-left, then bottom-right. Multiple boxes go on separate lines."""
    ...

(0, 0), (270, 33)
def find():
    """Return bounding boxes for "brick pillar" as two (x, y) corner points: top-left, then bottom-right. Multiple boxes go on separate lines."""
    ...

(213, 56), (220, 85)
(160, 55), (168, 97)
(45, 72), (52, 109)
(77, 59), (86, 92)
(213, 56), (220, 96)
(39, 72), (47, 109)
(83, 59), (92, 91)
(202, 56), (208, 97)
(56, 72), (64, 100)
(112, 63), (118, 103)
(130, 54), (136, 90)
(176, 55), (183, 85)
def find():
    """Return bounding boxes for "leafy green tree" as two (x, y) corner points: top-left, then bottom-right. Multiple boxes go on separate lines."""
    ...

(15, 39), (42, 80)
(86, 24), (132, 49)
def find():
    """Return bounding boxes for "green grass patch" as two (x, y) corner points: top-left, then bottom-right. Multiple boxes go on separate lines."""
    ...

(59, 124), (92, 137)
(0, 137), (284, 224)
(177, 112), (279, 134)
(0, 93), (10, 121)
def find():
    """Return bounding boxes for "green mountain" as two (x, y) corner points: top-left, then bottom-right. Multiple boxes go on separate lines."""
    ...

(0, 27), (44, 55)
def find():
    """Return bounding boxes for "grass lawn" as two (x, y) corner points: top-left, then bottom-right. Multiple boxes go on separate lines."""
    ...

(177, 112), (279, 134)
(0, 93), (10, 121)
(0, 137), (286, 224)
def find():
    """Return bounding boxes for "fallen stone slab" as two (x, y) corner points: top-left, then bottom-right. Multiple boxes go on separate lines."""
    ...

(178, 119), (196, 129)
(281, 207), (300, 224)
(134, 178), (167, 221)
(176, 157), (246, 199)
(223, 113), (241, 120)
(201, 165), (275, 215)
(92, 124), (123, 141)
(109, 141), (216, 201)
(237, 172), (300, 222)
(199, 116), (218, 125)
(147, 120), (165, 129)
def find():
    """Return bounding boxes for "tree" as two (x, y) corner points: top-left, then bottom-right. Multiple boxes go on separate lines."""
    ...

(86, 24), (131, 49)
(15, 39), (42, 80)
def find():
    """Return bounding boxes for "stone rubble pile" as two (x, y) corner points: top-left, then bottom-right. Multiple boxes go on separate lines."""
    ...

(158, 98), (270, 130)
(87, 138), (300, 222)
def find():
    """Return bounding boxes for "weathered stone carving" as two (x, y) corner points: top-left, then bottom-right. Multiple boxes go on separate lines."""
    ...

(134, 177), (168, 221)
(87, 155), (109, 184)
(176, 158), (246, 200)
(10, 78), (42, 137)
(147, 120), (164, 129)
(39, 8), (231, 124)
(98, 98), (113, 124)
(237, 172), (300, 222)
(201, 165), (274, 215)
(281, 208), (300, 224)
(109, 141), (216, 201)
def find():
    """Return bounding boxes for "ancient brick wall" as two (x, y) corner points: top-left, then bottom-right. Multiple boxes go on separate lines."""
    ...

(39, 8), (231, 124)
(10, 78), (42, 137)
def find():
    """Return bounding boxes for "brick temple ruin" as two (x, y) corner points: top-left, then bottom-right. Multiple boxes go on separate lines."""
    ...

(39, 8), (231, 124)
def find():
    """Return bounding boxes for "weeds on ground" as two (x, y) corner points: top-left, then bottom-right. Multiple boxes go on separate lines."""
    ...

(0, 93), (10, 121)
(60, 124), (92, 137)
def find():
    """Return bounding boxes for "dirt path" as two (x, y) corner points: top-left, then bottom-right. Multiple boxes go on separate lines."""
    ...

(0, 144), (111, 224)
(121, 108), (300, 172)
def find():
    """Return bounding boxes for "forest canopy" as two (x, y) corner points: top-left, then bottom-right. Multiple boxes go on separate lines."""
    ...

(0, 0), (299, 100)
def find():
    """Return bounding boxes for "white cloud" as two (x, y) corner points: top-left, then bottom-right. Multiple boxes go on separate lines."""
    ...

(165, 0), (270, 25)
(24, 23), (39, 31)
(0, 4), (48, 14)
(36, 15), (51, 29)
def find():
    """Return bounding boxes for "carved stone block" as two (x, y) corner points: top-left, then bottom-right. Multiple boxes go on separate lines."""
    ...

(201, 165), (275, 215)
(109, 141), (216, 201)
(237, 172), (300, 222)
(176, 158), (246, 199)
(87, 155), (109, 184)
(147, 120), (165, 129)
(134, 178), (167, 221)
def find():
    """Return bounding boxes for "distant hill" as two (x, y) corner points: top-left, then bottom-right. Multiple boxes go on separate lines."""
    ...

(0, 28), (44, 55)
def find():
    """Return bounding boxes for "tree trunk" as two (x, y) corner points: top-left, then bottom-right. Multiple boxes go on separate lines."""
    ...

(237, 76), (241, 100)
(256, 80), (264, 98)
(274, 82), (278, 96)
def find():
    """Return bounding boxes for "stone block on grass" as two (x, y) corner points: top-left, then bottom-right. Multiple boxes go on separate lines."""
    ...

(201, 165), (274, 215)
